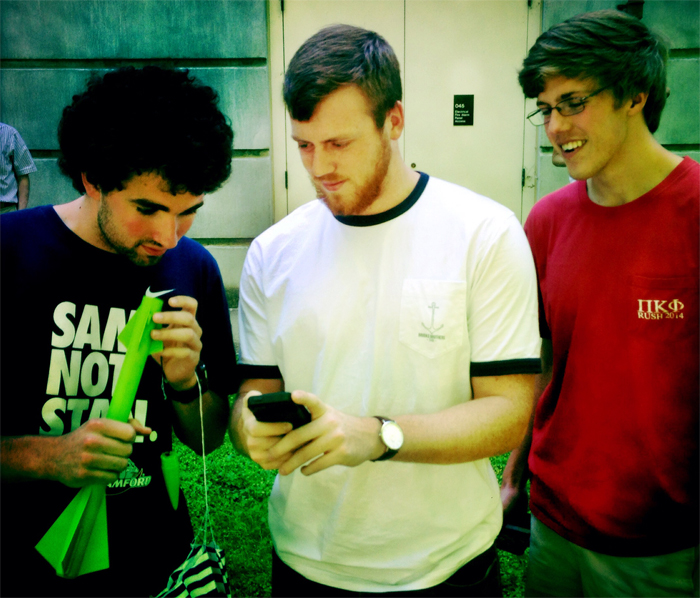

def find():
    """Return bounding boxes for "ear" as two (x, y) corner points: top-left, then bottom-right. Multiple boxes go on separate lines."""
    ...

(81, 173), (102, 200)
(628, 92), (648, 116)
(385, 101), (405, 141)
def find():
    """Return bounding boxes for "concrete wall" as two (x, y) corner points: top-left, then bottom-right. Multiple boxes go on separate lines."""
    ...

(4, 0), (697, 308)
(0, 0), (273, 307)
(536, 0), (700, 199)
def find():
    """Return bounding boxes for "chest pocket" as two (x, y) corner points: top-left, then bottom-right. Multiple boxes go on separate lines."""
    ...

(399, 279), (467, 359)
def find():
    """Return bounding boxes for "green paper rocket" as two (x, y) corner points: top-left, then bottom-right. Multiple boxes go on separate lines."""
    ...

(36, 289), (168, 578)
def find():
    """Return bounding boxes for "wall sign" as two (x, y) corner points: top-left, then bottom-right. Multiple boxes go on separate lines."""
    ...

(453, 95), (474, 126)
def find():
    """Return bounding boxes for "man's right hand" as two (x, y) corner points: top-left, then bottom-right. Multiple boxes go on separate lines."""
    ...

(235, 389), (383, 475)
(238, 391), (295, 470)
(501, 482), (525, 517)
(50, 418), (151, 487)
(0, 417), (151, 487)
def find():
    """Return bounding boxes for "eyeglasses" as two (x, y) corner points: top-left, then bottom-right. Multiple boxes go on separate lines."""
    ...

(526, 86), (611, 126)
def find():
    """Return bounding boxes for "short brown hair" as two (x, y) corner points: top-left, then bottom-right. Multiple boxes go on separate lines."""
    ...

(519, 10), (668, 133)
(284, 24), (402, 128)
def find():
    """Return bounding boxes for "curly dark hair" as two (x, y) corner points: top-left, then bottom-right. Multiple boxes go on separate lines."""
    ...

(518, 10), (668, 133)
(284, 24), (402, 128)
(58, 66), (234, 195)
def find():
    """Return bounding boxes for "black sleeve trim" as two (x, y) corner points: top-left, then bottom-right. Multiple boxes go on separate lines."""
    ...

(471, 358), (542, 377)
(238, 364), (282, 380)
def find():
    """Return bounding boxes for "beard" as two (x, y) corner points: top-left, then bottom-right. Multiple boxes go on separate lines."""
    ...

(313, 133), (392, 217)
(97, 201), (162, 266)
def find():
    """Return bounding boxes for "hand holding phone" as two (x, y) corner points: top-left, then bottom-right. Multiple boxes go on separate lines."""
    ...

(248, 392), (311, 429)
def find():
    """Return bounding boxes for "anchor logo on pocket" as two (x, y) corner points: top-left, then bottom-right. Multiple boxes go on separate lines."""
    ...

(419, 302), (446, 342)
(399, 279), (464, 358)
(421, 302), (444, 340)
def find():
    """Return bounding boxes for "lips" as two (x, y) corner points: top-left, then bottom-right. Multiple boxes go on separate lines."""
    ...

(320, 179), (345, 192)
(142, 245), (166, 257)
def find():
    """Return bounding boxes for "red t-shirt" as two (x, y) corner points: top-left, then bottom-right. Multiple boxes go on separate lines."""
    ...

(525, 157), (699, 556)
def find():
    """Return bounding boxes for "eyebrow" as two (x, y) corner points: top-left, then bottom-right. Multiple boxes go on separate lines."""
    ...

(132, 198), (204, 215)
(291, 135), (351, 144)
(537, 90), (586, 106)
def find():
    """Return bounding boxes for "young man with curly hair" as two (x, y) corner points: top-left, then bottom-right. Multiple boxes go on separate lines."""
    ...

(0, 66), (238, 597)
(501, 10), (699, 596)
(230, 24), (541, 597)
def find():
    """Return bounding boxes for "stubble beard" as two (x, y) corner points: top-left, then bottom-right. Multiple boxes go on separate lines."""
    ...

(314, 134), (392, 217)
(97, 201), (161, 267)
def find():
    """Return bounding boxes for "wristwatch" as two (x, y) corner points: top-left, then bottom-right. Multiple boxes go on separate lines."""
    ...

(372, 416), (404, 461)
(163, 362), (208, 404)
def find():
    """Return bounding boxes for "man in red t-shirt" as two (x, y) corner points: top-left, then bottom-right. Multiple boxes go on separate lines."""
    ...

(501, 9), (699, 597)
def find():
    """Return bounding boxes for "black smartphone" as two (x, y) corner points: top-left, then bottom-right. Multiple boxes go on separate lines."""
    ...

(248, 392), (311, 429)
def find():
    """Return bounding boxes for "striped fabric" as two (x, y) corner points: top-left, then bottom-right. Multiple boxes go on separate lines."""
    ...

(156, 542), (231, 597)
(157, 376), (232, 597)
(0, 123), (37, 204)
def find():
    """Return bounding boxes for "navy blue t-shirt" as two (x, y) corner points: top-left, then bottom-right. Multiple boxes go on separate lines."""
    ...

(0, 206), (238, 596)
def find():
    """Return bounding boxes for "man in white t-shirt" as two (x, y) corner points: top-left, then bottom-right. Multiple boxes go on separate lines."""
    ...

(229, 24), (541, 597)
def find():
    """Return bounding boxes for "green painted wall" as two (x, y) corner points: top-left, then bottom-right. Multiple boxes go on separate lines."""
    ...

(0, 0), (273, 296)
(1, 0), (266, 59)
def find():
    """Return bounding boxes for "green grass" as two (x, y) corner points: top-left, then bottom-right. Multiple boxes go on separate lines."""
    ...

(174, 435), (526, 597)
(173, 433), (276, 597)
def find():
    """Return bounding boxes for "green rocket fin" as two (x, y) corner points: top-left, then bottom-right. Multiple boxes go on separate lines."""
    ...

(35, 485), (109, 578)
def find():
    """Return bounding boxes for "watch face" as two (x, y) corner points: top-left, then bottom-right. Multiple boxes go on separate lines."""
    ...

(381, 421), (404, 450)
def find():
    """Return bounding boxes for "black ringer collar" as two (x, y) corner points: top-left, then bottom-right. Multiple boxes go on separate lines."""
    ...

(334, 172), (429, 227)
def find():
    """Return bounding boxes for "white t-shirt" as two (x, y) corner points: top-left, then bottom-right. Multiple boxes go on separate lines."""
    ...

(238, 173), (540, 592)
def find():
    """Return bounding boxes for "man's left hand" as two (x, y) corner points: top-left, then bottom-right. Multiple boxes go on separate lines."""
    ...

(150, 295), (202, 389)
(270, 391), (385, 476)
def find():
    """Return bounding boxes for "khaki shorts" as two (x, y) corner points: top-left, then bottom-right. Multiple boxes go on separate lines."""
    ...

(527, 515), (699, 597)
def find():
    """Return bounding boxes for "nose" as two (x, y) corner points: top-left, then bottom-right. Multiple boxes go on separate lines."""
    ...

(545, 109), (570, 138)
(152, 214), (180, 249)
(309, 148), (335, 178)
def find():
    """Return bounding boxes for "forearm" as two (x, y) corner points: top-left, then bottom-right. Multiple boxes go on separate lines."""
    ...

(3, 419), (143, 486)
(271, 375), (535, 477)
(17, 175), (29, 209)
(502, 340), (552, 492)
(1, 435), (60, 482)
(501, 408), (535, 493)
(393, 392), (532, 465)
(172, 390), (230, 455)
